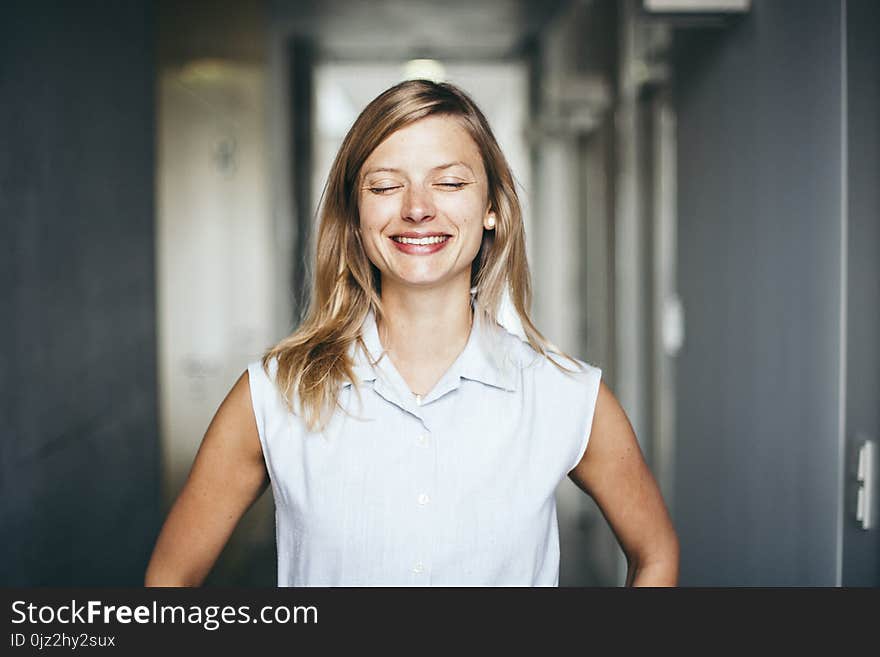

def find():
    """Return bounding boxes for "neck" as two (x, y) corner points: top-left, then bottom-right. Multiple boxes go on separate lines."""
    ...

(376, 277), (474, 377)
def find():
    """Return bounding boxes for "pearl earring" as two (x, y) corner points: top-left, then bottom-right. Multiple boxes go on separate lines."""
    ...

(487, 215), (496, 229)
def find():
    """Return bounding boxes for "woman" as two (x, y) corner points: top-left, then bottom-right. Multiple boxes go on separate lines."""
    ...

(145, 79), (679, 587)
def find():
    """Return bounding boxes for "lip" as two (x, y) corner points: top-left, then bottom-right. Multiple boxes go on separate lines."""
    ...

(391, 231), (451, 238)
(388, 233), (453, 255)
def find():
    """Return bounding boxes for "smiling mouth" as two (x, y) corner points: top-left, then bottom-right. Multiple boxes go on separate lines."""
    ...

(391, 235), (451, 245)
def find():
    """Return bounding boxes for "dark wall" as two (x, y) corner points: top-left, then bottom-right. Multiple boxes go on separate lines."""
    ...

(842, 0), (880, 586)
(0, 1), (160, 585)
(673, 0), (844, 585)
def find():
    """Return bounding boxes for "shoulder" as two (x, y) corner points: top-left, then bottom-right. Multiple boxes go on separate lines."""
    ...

(247, 355), (279, 385)
(195, 365), (266, 468)
(245, 355), (289, 420)
(501, 336), (603, 473)
(512, 335), (602, 387)
(246, 355), (286, 403)
(494, 327), (602, 407)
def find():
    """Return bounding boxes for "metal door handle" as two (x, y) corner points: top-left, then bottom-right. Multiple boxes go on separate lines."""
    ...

(856, 440), (875, 530)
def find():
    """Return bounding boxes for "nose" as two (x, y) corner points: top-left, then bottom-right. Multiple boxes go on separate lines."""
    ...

(401, 184), (435, 223)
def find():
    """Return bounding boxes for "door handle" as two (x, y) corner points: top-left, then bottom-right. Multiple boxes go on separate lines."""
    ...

(856, 439), (875, 530)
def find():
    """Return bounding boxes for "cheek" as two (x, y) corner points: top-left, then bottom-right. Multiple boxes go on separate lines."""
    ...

(467, 226), (487, 257)
(357, 213), (382, 246)
(356, 208), (389, 267)
(444, 193), (484, 225)
(455, 200), (488, 238)
(359, 196), (396, 231)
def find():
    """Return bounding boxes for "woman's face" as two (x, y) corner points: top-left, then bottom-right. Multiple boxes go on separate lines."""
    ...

(357, 114), (495, 293)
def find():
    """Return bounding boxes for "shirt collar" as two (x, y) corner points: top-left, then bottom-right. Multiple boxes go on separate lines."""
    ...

(343, 301), (521, 395)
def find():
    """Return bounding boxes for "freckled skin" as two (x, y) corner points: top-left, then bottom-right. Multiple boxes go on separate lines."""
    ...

(357, 115), (495, 290)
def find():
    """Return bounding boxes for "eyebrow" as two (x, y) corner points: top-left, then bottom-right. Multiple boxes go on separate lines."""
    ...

(433, 161), (474, 173)
(362, 161), (475, 178)
(362, 167), (402, 177)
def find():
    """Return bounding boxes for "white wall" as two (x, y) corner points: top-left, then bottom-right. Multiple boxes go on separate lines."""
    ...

(156, 60), (278, 582)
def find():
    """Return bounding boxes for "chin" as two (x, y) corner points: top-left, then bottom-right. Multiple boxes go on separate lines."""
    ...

(400, 276), (447, 288)
(389, 271), (454, 288)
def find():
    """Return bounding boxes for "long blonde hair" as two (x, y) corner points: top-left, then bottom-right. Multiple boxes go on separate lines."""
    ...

(263, 79), (576, 432)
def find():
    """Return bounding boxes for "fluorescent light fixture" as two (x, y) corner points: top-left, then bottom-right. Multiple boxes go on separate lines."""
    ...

(178, 58), (230, 84)
(644, 0), (750, 11)
(402, 59), (446, 83)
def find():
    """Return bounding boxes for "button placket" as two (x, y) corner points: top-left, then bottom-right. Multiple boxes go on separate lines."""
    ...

(410, 413), (435, 583)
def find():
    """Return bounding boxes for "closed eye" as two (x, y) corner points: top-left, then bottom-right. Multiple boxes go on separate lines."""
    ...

(368, 185), (402, 194)
(435, 182), (469, 190)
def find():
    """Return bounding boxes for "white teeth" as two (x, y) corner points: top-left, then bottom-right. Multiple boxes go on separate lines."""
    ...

(393, 235), (449, 245)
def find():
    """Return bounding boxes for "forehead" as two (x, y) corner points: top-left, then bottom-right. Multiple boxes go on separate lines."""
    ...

(361, 115), (484, 174)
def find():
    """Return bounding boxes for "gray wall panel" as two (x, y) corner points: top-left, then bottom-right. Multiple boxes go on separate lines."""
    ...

(0, 1), (160, 585)
(673, 0), (844, 585)
(842, 0), (880, 586)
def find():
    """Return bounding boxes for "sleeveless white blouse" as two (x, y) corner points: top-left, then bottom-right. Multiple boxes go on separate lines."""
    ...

(247, 308), (602, 586)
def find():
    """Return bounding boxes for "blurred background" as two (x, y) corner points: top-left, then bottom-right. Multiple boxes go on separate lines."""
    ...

(1, 0), (877, 586)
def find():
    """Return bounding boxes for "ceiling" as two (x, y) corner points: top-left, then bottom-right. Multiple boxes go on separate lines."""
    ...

(271, 0), (571, 60)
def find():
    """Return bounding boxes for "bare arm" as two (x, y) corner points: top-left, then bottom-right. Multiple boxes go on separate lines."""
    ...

(568, 382), (680, 586)
(145, 370), (269, 586)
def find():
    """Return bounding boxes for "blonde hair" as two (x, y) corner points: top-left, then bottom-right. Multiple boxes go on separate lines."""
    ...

(263, 79), (577, 432)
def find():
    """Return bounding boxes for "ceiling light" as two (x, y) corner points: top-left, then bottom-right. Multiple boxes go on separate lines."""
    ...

(402, 59), (446, 83)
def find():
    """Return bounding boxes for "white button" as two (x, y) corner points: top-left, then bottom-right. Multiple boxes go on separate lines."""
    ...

(412, 562), (425, 574)
(417, 433), (429, 446)
(417, 493), (430, 506)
